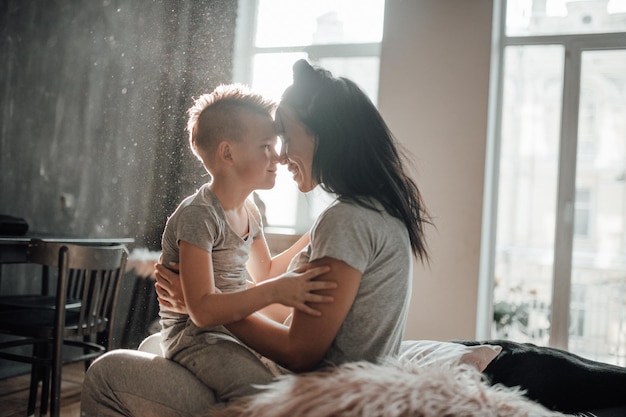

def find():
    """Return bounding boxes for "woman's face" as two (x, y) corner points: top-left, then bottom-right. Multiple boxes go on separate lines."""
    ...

(275, 106), (318, 193)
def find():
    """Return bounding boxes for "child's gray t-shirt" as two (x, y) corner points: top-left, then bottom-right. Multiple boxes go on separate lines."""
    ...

(159, 183), (263, 354)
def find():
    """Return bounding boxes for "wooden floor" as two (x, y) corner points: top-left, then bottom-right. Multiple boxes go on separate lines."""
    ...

(0, 363), (83, 417)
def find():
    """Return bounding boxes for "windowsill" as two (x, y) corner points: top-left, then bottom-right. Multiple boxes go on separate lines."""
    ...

(264, 228), (302, 255)
(264, 226), (298, 236)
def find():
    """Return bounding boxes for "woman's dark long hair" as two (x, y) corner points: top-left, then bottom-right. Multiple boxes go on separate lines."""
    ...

(281, 60), (431, 262)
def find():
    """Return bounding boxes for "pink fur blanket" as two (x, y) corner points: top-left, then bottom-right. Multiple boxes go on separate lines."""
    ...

(218, 359), (570, 417)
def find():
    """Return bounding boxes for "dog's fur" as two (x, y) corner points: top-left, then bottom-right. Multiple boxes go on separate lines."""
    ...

(218, 359), (569, 417)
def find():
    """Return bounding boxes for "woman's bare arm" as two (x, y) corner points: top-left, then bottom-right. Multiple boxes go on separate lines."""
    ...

(245, 232), (312, 322)
(225, 256), (361, 372)
(246, 232), (311, 282)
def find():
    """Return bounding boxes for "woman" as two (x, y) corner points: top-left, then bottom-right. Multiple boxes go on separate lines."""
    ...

(81, 60), (626, 416)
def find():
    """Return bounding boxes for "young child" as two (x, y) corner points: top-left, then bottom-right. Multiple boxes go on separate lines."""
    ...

(159, 84), (334, 386)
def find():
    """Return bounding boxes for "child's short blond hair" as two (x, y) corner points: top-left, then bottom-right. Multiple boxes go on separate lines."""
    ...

(186, 84), (276, 165)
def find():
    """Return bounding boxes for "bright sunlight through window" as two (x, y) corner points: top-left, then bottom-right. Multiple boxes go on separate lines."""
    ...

(234, 0), (386, 234)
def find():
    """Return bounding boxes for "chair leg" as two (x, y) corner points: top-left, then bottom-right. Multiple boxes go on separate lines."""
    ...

(34, 343), (61, 417)
(37, 342), (53, 417)
(49, 338), (64, 417)
(27, 363), (41, 416)
(27, 342), (49, 417)
(40, 367), (50, 417)
(84, 334), (94, 371)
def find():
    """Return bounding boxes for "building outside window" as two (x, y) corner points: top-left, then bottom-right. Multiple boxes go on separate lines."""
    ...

(232, 0), (385, 235)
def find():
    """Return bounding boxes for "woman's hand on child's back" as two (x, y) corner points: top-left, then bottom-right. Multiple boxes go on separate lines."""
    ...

(262, 264), (335, 317)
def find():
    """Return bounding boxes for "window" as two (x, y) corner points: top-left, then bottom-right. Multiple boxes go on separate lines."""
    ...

(506, 0), (626, 36)
(574, 189), (591, 237)
(484, 0), (626, 365)
(233, 0), (386, 234)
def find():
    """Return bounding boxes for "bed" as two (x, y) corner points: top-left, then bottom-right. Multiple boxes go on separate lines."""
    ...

(137, 334), (625, 417)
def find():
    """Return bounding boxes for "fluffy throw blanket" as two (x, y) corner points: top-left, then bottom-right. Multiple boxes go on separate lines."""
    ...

(218, 358), (570, 417)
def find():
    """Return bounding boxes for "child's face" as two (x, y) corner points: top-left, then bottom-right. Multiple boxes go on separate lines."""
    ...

(230, 112), (280, 191)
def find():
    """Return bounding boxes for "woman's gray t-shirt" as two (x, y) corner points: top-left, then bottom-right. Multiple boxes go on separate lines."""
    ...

(299, 198), (413, 367)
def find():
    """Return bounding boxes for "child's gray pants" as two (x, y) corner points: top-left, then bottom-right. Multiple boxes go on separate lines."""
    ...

(80, 338), (275, 417)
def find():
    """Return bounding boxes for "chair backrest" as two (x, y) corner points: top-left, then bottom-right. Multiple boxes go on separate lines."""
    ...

(26, 240), (128, 349)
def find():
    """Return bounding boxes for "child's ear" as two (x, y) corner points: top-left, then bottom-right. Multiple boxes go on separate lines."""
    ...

(217, 141), (233, 164)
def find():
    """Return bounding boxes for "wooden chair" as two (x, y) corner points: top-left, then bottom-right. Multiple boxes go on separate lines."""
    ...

(0, 266), (81, 311)
(0, 241), (128, 417)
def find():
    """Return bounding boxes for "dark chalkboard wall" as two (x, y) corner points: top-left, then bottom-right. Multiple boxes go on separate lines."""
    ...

(0, 0), (238, 249)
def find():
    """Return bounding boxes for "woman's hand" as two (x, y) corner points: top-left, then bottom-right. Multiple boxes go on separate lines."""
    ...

(154, 263), (188, 314)
(261, 264), (336, 317)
